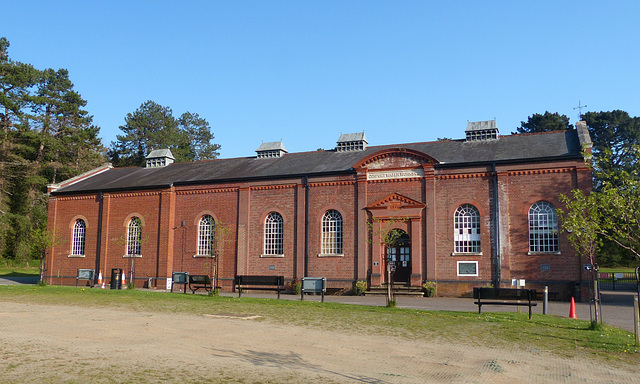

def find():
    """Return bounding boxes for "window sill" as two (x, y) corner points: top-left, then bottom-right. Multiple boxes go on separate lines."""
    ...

(527, 252), (561, 256)
(451, 252), (483, 256)
(123, 254), (142, 258)
(67, 254), (85, 258)
(260, 254), (284, 258)
(193, 254), (215, 258)
(317, 253), (344, 258)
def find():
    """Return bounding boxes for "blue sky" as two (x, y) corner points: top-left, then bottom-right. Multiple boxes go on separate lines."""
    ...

(4, 1), (639, 159)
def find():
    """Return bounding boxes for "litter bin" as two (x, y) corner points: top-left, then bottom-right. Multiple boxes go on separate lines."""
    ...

(572, 281), (581, 302)
(110, 268), (123, 290)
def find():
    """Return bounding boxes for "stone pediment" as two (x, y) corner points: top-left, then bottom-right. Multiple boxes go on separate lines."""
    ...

(366, 193), (426, 211)
(353, 148), (438, 172)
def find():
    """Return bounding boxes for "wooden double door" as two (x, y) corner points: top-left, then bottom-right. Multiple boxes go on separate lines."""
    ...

(386, 230), (411, 283)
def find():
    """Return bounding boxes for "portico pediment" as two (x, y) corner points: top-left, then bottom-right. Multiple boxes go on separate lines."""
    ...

(366, 193), (425, 219)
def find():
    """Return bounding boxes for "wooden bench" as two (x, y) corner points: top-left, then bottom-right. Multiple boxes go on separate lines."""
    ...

(188, 275), (212, 294)
(235, 275), (284, 299)
(473, 287), (538, 319)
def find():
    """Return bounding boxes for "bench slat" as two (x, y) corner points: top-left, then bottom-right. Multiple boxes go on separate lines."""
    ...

(473, 287), (537, 319)
(235, 275), (284, 299)
(188, 275), (212, 294)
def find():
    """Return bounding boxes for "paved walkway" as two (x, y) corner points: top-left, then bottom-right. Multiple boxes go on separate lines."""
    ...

(216, 290), (639, 332)
(2, 277), (637, 332)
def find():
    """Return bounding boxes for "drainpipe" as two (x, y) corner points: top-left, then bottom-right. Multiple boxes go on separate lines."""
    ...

(304, 176), (309, 277)
(492, 163), (501, 287)
(95, 191), (103, 284)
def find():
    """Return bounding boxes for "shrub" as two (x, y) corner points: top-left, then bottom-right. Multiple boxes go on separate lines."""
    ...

(287, 278), (301, 295)
(422, 281), (436, 297)
(354, 280), (367, 296)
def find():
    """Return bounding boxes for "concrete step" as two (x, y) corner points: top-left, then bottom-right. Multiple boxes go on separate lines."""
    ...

(366, 285), (425, 297)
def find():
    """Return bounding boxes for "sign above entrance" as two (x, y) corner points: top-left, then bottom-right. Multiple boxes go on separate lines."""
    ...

(367, 169), (424, 181)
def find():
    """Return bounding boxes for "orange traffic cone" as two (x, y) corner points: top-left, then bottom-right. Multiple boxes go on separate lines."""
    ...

(569, 297), (577, 319)
(98, 270), (104, 289)
(122, 271), (126, 286)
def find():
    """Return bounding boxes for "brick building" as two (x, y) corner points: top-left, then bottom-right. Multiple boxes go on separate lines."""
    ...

(46, 121), (593, 298)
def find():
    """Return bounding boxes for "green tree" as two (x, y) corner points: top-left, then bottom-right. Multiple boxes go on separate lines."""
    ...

(0, 37), (105, 262)
(596, 169), (640, 260)
(581, 111), (640, 266)
(514, 111), (573, 134)
(109, 101), (220, 166)
(582, 110), (640, 180)
(178, 112), (220, 161)
(109, 101), (180, 167)
(557, 190), (602, 323)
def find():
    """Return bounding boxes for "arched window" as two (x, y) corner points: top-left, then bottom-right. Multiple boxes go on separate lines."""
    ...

(264, 212), (283, 255)
(126, 217), (142, 256)
(197, 215), (215, 256)
(71, 219), (86, 256)
(321, 210), (343, 255)
(454, 204), (481, 253)
(529, 201), (558, 253)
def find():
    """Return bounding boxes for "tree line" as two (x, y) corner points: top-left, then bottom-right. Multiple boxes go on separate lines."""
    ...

(0, 38), (219, 262)
(1, 36), (638, 268)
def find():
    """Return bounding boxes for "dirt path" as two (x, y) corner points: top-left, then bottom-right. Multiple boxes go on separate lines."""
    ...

(1, 302), (639, 383)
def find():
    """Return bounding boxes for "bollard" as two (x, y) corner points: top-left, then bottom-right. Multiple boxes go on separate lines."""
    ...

(543, 286), (548, 315)
(634, 295), (639, 347)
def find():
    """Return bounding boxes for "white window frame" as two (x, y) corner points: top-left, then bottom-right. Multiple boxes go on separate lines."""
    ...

(528, 201), (559, 253)
(262, 212), (283, 257)
(196, 215), (215, 257)
(453, 204), (481, 254)
(70, 219), (86, 257)
(457, 261), (478, 276)
(126, 217), (142, 257)
(320, 210), (343, 256)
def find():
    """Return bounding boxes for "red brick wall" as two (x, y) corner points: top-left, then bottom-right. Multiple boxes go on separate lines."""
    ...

(47, 157), (592, 298)
(47, 195), (101, 285)
(246, 185), (298, 278)
(100, 192), (162, 286)
(433, 173), (492, 283)
(307, 182), (357, 285)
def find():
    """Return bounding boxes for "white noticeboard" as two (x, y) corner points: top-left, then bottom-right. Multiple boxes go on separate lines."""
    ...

(166, 278), (172, 291)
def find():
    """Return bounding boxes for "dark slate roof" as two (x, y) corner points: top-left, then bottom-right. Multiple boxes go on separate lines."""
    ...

(51, 130), (583, 195)
(146, 148), (174, 160)
(255, 141), (287, 152)
(337, 132), (367, 143)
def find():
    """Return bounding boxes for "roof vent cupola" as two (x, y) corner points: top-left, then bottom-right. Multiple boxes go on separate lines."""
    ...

(465, 120), (499, 142)
(256, 141), (288, 159)
(336, 132), (368, 152)
(145, 149), (175, 168)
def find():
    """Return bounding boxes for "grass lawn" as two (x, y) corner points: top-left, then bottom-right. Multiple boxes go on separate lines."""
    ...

(0, 262), (40, 277)
(600, 267), (638, 274)
(0, 285), (638, 364)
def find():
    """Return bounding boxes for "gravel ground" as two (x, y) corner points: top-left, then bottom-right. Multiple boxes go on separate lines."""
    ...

(1, 301), (639, 383)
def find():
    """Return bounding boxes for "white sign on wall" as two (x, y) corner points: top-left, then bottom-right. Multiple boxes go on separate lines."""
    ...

(367, 169), (424, 181)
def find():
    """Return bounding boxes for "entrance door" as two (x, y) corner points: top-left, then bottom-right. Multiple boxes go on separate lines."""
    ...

(386, 230), (411, 283)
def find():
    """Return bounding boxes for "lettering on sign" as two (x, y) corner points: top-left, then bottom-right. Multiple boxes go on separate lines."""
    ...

(367, 169), (424, 181)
